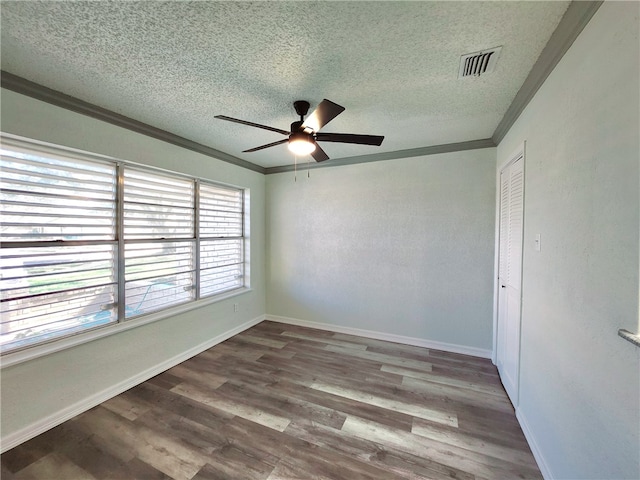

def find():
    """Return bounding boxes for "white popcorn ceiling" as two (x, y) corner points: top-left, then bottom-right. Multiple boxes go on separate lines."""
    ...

(1, 1), (569, 169)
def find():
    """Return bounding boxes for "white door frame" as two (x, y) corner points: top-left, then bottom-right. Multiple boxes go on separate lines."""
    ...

(492, 142), (526, 381)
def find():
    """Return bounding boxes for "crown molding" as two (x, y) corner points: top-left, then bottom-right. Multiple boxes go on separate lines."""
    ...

(491, 1), (603, 144)
(0, 73), (496, 174)
(0, 71), (266, 175)
(264, 138), (496, 174)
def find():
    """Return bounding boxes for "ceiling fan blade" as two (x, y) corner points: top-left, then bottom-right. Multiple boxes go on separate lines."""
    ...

(315, 132), (384, 146)
(311, 143), (330, 162)
(243, 139), (288, 153)
(302, 99), (345, 132)
(214, 115), (289, 136)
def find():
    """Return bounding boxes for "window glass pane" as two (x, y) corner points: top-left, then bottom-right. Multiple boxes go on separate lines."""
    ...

(124, 168), (194, 239)
(1, 148), (116, 241)
(200, 183), (243, 238)
(0, 244), (117, 353)
(125, 241), (194, 316)
(200, 238), (243, 297)
(199, 182), (244, 297)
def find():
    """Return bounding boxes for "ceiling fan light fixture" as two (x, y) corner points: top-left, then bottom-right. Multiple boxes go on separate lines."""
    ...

(288, 132), (316, 155)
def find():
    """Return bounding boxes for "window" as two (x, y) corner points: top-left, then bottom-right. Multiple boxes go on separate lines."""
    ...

(123, 168), (196, 317)
(0, 137), (246, 354)
(199, 183), (244, 297)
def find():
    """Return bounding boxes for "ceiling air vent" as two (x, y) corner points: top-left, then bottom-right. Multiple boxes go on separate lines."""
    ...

(458, 46), (502, 78)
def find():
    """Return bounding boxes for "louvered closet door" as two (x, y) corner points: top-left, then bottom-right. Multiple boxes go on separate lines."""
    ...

(496, 153), (524, 406)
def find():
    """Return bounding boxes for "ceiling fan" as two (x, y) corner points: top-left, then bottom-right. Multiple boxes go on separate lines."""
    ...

(215, 99), (384, 162)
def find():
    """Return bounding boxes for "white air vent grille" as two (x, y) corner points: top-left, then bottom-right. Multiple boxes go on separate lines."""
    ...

(458, 46), (502, 78)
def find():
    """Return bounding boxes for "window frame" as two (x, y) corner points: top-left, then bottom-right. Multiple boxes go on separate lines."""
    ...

(0, 134), (251, 367)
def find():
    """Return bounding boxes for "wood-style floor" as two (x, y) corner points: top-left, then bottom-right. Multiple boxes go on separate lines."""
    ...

(1, 321), (542, 480)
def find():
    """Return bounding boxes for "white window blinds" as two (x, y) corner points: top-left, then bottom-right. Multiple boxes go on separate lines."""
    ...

(0, 147), (118, 352)
(123, 168), (195, 317)
(199, 183), (244, 297)
(0, 138), (247, 354)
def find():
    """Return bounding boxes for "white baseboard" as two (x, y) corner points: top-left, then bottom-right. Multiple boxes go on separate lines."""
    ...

(265, 314), (492, 359)
(516, 407), (552, 480)
(1, 314), (265, 453)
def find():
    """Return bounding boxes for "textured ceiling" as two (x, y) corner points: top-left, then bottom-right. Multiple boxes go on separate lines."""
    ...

(1, 1), (569, 169)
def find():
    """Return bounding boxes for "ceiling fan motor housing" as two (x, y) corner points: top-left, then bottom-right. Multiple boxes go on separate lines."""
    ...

(289, 130), (314, 142)
(290, 120), (304, 133)
(293, 100), (310, 118)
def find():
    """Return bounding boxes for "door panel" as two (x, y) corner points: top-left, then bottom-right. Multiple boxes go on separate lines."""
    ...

(497, 170), (509, 370)
(496, 153), (524, 406)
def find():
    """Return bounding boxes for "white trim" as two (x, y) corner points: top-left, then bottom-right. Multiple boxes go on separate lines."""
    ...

(1, 288), (253, 369)
(516, 407), (552, 480)
(266, 315), (492, 359)
(0, 314), (265, 453)
(493, 142), (526, 405)
(493, 141), (526, 365)
(491, 160), (502, 365)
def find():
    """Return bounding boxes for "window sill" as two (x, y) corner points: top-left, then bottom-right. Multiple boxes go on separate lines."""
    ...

(0, 287), (252, 369)
(618, 329), (640, 348)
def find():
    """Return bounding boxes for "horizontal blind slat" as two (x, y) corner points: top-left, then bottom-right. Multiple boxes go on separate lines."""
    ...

(1, 166), (115, 188)
(1, 152), (114, 176)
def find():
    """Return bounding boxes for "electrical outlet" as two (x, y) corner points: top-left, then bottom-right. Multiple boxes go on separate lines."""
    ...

(233, 303), (239, 312)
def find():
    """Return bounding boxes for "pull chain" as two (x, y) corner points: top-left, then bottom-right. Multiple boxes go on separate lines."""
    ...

(294, 154), (297, 182)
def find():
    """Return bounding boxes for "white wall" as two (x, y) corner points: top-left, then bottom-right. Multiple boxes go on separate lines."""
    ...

(0, 89), (267, 445)
(266, 149), (496, 354)
(496, 2), (640, 478)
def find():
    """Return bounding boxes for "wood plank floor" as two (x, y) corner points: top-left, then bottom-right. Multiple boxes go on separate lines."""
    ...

(1, 321), (542, 479)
